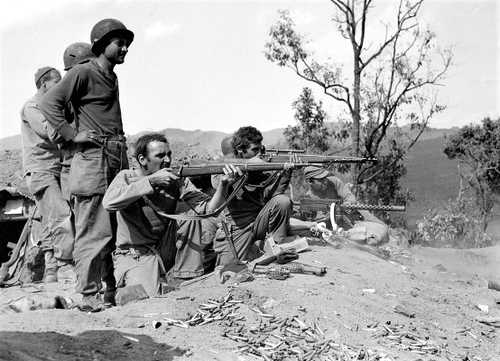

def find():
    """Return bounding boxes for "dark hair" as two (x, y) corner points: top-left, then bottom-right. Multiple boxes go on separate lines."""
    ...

(231, 126), (263, 155)
(35, 69), (60, 89)
(134, 133), (168, 163)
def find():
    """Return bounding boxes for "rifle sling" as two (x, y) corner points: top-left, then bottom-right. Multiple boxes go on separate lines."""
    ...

(142, 174), (248, 221)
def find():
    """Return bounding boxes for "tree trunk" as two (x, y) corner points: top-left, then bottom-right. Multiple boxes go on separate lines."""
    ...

(351, 50), (362, 194)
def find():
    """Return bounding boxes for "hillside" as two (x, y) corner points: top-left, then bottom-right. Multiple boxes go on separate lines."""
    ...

(0, 126), (463, 223)
(402, 135), (460, 225)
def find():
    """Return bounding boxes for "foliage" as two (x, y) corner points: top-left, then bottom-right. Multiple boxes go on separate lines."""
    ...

(443, 118), (500, 230)
(415, 195), (494, 248)
(265, 1), (452, 205)
(284, 87), (331, 153)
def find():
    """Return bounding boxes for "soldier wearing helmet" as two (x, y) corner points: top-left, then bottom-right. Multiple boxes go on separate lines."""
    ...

(39, 19), (134, 312)
(63, 42), (94, 71)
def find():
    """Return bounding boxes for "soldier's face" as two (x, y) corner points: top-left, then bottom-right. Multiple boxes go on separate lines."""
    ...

(104, 37), (130, 64)
(309, 178), (327, 193)
(241, 142), (263, 159)
(43, 71), (61, 91)
(141, 141), (172, 173)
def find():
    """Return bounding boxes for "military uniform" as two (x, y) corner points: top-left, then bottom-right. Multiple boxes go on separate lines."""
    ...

(102, 169), (210, 296)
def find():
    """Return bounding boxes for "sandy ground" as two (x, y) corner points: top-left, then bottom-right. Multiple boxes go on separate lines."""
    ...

(0, 242), (499, 361)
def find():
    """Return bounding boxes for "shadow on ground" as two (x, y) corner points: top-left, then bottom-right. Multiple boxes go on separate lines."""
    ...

(0, 329), (187, 361)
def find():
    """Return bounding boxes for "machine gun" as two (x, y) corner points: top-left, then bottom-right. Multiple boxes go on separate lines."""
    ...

(293, 198), (406, 228)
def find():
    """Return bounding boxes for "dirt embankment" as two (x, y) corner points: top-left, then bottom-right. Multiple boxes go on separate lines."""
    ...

(0, 244), (499, 361)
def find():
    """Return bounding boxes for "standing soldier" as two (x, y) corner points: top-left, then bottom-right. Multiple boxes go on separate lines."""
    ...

(40, 19), (134, 311)
(20, 67), (74, 283)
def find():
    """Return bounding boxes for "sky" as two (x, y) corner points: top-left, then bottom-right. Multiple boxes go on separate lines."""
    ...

(0, 0), (498, 138)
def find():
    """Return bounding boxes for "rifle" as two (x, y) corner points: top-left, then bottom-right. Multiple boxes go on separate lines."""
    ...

(171, 161), (318, 177)
(260, 153), (377, 165)
(0, 205), (37, 287)
(265, 148), (306, 155)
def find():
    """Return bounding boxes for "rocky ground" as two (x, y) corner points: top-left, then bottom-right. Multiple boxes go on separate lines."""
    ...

(0, 241), (499, 361)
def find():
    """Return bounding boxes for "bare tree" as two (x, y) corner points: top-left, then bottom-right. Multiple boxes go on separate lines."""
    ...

(265, 0), (452, 194)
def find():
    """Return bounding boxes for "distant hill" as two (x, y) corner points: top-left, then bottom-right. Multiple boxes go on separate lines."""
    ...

(403, 135), (460, 225)
(0, 125), (462, 225)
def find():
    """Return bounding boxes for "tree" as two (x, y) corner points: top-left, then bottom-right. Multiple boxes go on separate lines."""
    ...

(443, 118), (500, 231)
(264, 0), (452, 201)
(284, 87), (331, 153)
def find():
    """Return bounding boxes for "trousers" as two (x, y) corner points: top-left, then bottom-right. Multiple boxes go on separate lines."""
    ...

(72, 194), (116, 295)
(113, 248), (163, 297)
(27, 173), (74, 262)
(214, 194), (292, 265)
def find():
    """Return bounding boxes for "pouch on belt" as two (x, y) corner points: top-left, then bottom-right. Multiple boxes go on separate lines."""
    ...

(68, 147), (107, 196)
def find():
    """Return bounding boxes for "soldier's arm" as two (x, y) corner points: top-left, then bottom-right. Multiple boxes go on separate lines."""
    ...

(103, 171), (154, 211)
(39, 67), (87, 142)
(22, 104), (50, 139)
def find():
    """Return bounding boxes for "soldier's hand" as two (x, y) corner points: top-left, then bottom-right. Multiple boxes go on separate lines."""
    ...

(148, 168), (180, 188)
(72, 130), (98, 144)
(220, 164), (243, 185)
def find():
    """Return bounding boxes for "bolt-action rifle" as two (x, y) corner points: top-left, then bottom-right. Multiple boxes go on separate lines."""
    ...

(260, 149), (376, 165)
(171, 161), (319, 177)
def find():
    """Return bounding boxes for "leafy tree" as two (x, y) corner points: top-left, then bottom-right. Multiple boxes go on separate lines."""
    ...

(264, 0), (451, 203)
(284, 87), (331, 153)
(443, 117), (500, 231)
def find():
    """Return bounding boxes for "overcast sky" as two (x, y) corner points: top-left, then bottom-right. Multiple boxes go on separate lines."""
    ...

(0, 0), (498, 138)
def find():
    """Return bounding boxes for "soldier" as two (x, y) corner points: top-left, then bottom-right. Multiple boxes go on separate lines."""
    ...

(39, 19), (134, 311)
(20, 67), (74, 283)
(304, 166), (389, 245)
(102, 133), (241, 296)
(213, 126), (294, 265)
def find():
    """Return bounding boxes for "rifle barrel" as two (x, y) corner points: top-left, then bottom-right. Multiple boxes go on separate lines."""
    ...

(174, 162), (312, 177)
(264, 154), (377, 164)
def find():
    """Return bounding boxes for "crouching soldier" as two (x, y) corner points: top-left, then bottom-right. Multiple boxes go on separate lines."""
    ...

(213, 126), (294, 266)
(102, 133), (241, 297)
(304, 166), (389, 245)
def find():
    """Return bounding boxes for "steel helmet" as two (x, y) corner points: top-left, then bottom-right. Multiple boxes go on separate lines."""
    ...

(90, 18), (134, 55)
(63, 42), (94, 70)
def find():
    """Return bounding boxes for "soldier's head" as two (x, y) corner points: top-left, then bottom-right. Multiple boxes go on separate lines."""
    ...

(34, 67), (61, 93)
(90, 18), (134, 64)
(304, 166), (329, 193)
(135, 133), (171, 174)
(220, 136), (233, 156)
(232, 126), (263, 159)
(63, 42), (94, 70)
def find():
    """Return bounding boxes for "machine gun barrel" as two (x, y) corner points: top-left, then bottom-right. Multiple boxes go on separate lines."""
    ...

(294, 198), (406, 212)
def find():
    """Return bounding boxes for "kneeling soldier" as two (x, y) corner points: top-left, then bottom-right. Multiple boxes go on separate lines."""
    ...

(102, 133), (241, 297)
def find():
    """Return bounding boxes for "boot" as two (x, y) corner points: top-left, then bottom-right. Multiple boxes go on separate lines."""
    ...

(43, 251), (58, 283)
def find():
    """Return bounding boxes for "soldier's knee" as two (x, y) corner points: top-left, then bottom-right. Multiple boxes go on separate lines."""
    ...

(272, 194), (292, 211)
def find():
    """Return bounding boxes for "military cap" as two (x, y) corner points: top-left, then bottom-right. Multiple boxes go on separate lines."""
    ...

(303, 166), (329, 180)
(34, 66), (57, 85)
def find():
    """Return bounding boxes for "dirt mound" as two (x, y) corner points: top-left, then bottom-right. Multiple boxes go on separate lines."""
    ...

(0, 244), (498, 360)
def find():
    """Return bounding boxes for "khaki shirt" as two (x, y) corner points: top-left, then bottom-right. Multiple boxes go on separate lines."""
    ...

(20, 93), (61, 177)
(102, 169), (209, 248)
